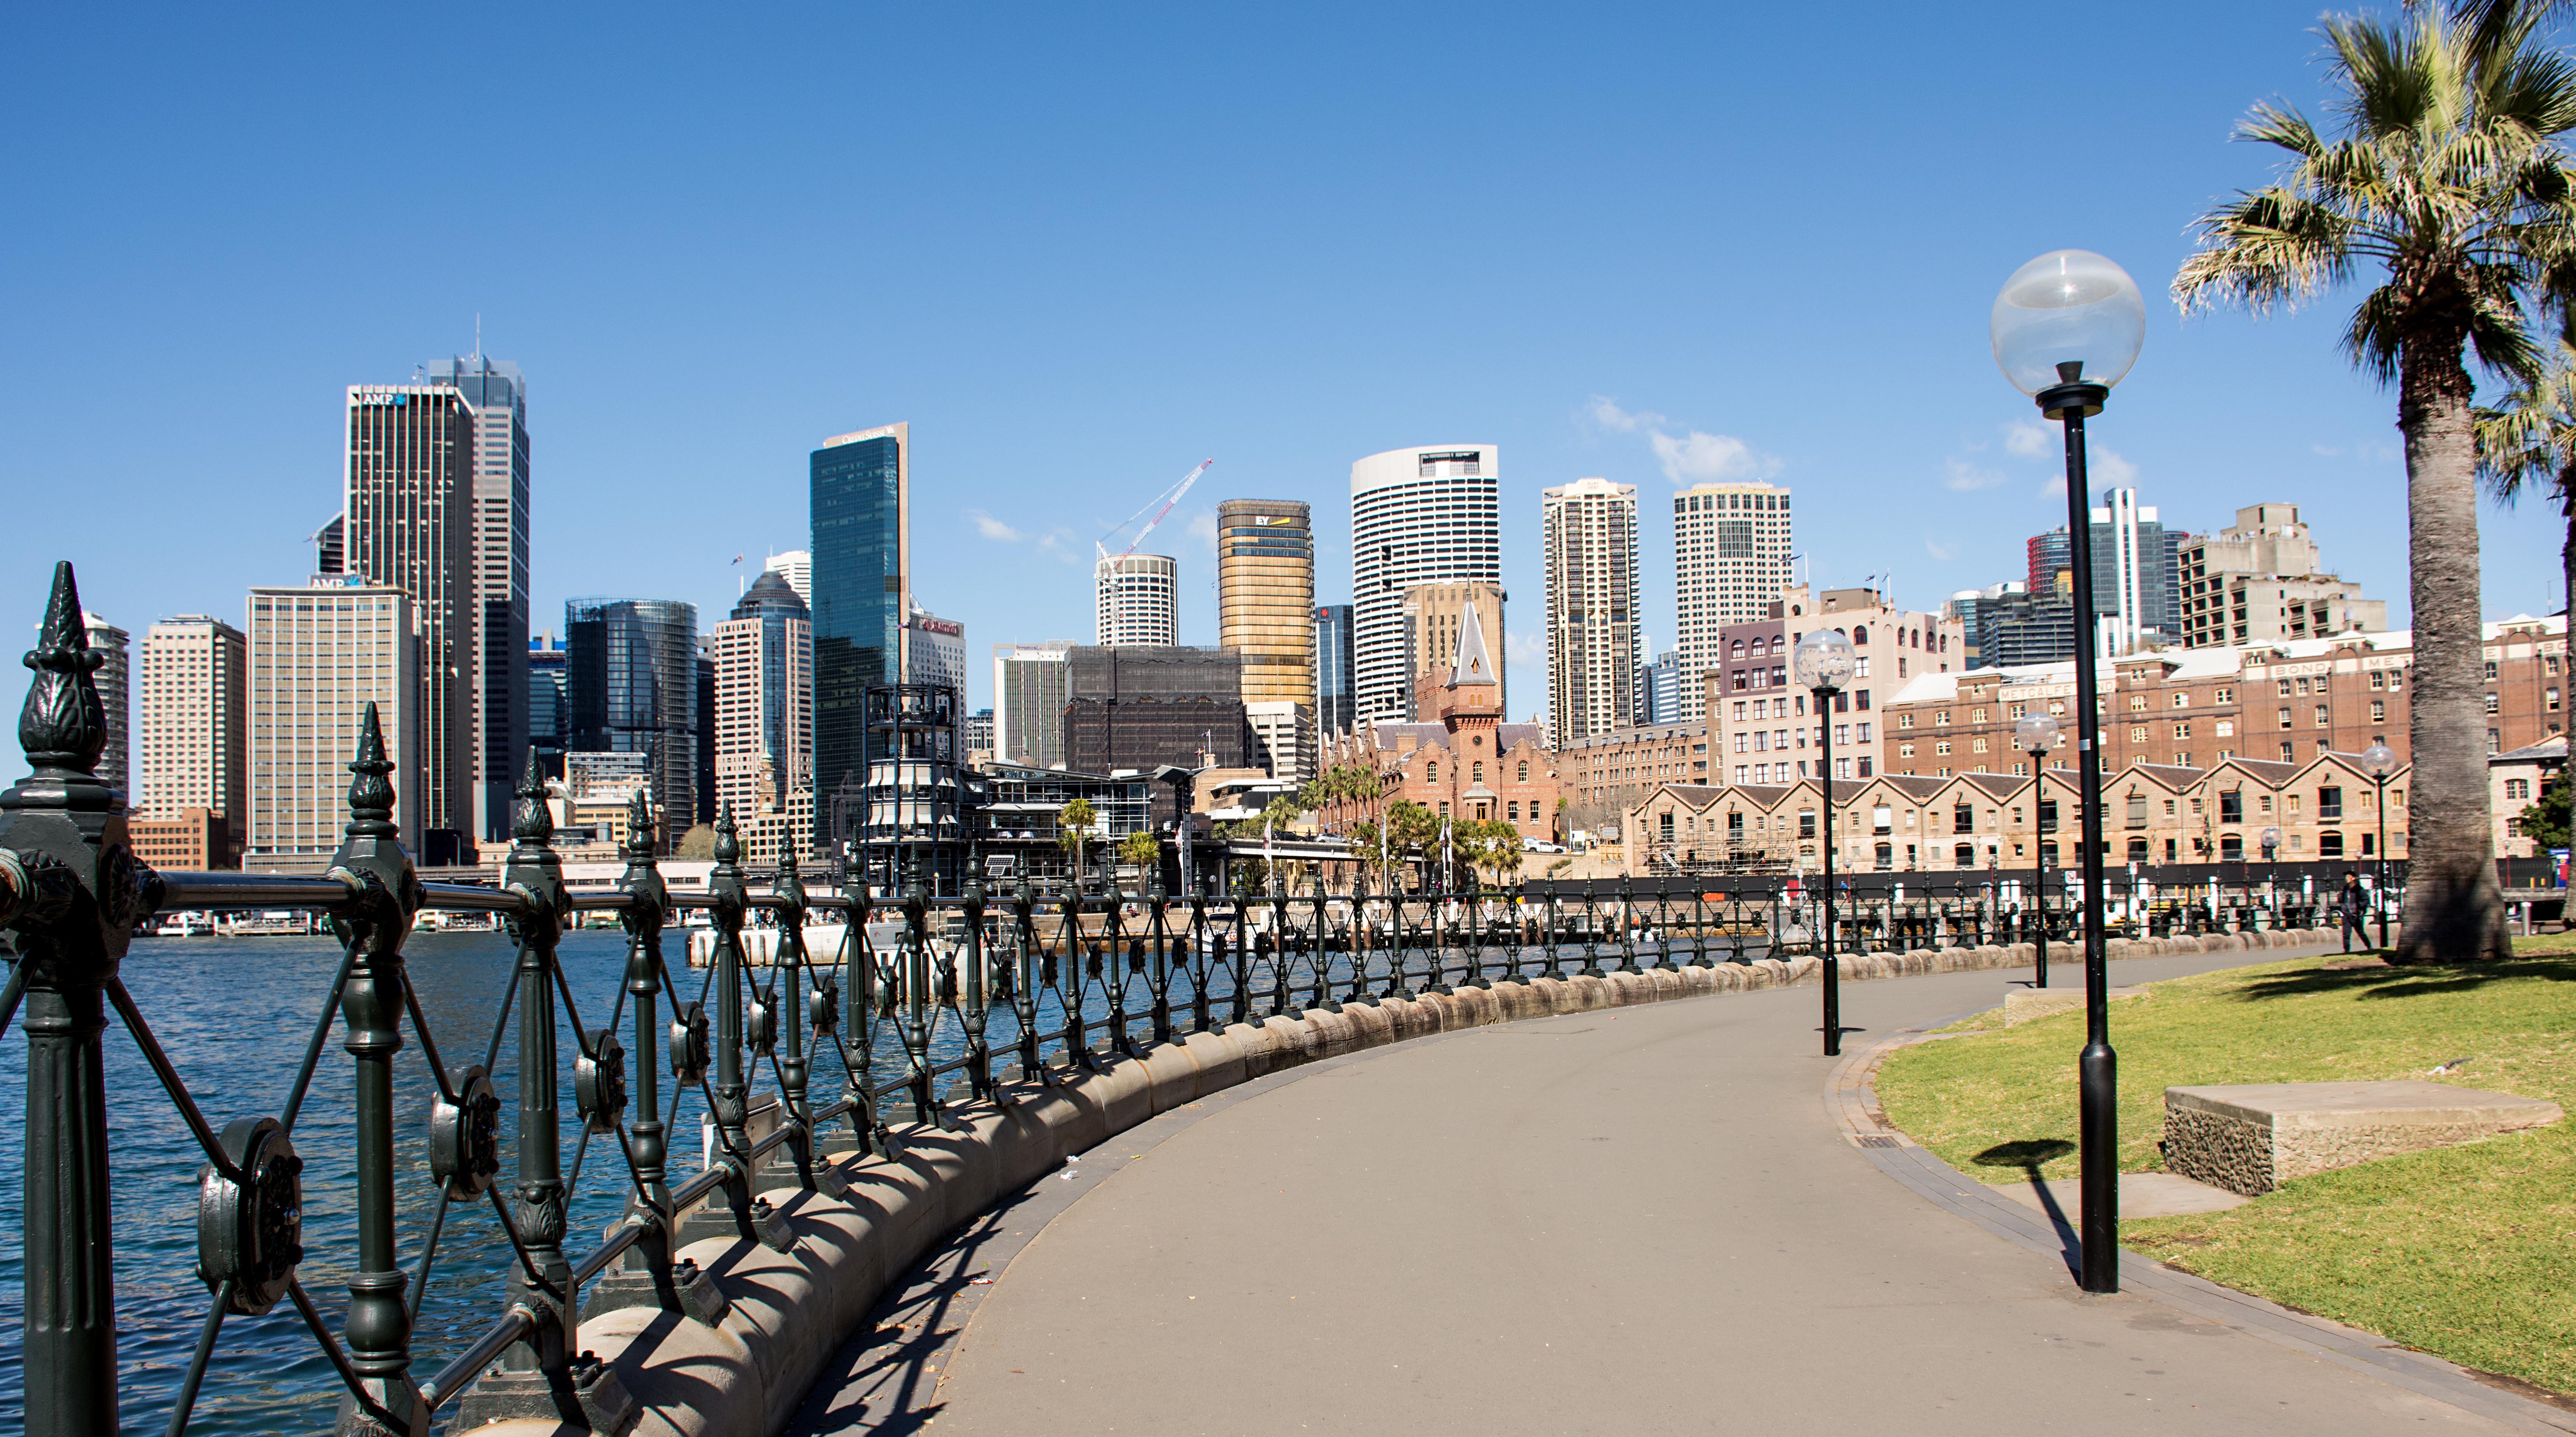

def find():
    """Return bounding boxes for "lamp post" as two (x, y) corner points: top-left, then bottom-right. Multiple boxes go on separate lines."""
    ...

(2361, 743), (2397, 948)
(1992, 247), (2143, 1296)
(2016, 713), (2062, 988)
(1794, 627), (1856, 1057)
(2260, 825), (2282, 923)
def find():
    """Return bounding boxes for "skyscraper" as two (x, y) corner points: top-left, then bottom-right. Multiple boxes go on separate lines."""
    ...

(566, 597), (701, 846)
(1673, 482), (1793, 719)
(83, 612), (130, 806)
(528, 633), (567, 777)
(1215, 498), (1315, 716)
(1095, 553), (1180, 646)
(992, 641), (1075, 768)
(138, 615), (246, 858)
(312, 514), (345, 576)
(907, 603), (969, 697)
(437, 356), (531, 844)
(344, 381), (476, 851)
(1314, 604), (1354, 740)
(1543, 477), (1639, 749)
(1351, 444), (1502, 726)
(812, 424), (910, 809)
(245, 580), (422, 873)
(713, 571), (812, 855)
(2027, 488), (2185, 654)
(764, 549), (812, 607)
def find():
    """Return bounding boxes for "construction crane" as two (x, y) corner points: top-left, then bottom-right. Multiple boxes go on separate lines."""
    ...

(1096, 459), (1213, 561)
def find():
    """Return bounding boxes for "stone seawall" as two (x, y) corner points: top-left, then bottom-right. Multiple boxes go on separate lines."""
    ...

(471, 926), (2322, 1437)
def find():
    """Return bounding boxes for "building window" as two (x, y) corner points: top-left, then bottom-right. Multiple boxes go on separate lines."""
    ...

(1517, 761), (1529, 783)
(2278, 707), (2293, 729)
(2130, 696), (2148, 713)
(1426, 761), (1437, 782)
(1472, 761), (1484, 784)
(2315, 704), (2330, 726)
(2506, 777), (2532, 800)
(2319, 831), (2345, 858)
(1508, 801), (1521, 820)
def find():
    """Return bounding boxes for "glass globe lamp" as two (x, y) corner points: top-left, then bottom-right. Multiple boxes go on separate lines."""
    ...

(2359, 743), (2397, 779)
(1990, 250), (2146, 397)
(1792, 628), (1856, 693)
(2260, 825), (2282, 856)
(2015, 713), (2062, 754)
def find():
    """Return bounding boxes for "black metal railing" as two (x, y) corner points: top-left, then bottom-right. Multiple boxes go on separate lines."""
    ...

(0, 561), (2354, 1436)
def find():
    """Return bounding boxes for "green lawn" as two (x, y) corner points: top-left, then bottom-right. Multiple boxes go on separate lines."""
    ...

(1875, 937), (2576, 1395)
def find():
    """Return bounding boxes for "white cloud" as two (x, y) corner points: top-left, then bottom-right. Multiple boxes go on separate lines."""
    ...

(1944, 458), (2007, 492)
(1925, 538), (1959, 561)
(966, 509), (1023, 543)
(1186, 509), (1219, 556)
(2004, 421), (2051, 459)
(2040, 475), (2068, 500)
(1649, 429), (1779, 485)
(1586, 394), (1779, 485)
(1584, 395), (1666, 434)
(1035, 530), (1081, 564)
(2092, 444), (2139, 488)
(1504, 630), (1546, 669)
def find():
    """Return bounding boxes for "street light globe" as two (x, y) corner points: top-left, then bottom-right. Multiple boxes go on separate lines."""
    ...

(2014, 712), (2062, 754)
(1990, 250), (2146, 396)
(1792, 627), (1856, 693)
(2360, 742), (2398, 778)
(2261, 825), (2282, 854)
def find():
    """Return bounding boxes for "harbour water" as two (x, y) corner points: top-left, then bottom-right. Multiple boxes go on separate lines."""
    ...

(0, 931), (707, 1435)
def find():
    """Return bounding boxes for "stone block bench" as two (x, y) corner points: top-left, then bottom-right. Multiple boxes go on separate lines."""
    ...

(2164, 1081), (2563, 1196)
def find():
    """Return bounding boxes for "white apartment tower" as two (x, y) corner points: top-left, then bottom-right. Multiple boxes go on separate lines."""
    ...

(764, 550), (812, 607)
(81, 612), (131, 805)
(992, 641), (1075, 768)
(139, 616), (247, 832)
(712, 571), (813, 860)
(1350, 444), (1502, 726)
(1095, 553), (1180, 646)
(1543, 477), (1641, 749)
(1673, 482), (1792, 719)
(245, 581), (423, 873)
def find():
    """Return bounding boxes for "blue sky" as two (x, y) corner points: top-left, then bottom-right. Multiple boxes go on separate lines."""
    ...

(4, 1), (2565, 722)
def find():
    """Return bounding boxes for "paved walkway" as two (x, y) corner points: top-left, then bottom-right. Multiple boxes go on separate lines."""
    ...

(791, 951), (2576, 1436)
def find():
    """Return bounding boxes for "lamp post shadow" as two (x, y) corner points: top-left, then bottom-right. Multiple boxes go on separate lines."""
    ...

(1975, 1139), (2082, 1280)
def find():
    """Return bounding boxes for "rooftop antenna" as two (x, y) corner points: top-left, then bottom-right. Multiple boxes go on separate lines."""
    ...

(474, 312), (482, 360)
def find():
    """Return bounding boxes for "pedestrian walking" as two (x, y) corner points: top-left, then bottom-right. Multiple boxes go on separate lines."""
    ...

(2338, 869), (2370, 953)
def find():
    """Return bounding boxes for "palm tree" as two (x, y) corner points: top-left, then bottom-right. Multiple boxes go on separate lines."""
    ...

(2475, 335), (2576, 622)
(1057, 797), (1097, 884)
(2173, 5), (2576, 962)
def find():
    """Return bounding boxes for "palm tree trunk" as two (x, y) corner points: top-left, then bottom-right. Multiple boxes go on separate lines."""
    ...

(2396, 339), (2510, 962)
(2561, 489), (2573, 629)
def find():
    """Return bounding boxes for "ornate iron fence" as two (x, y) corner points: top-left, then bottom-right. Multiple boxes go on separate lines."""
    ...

(0, 560), (2339, 1435)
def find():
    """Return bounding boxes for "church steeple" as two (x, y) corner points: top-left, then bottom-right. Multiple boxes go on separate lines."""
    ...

(1447, 600), (1497, 691)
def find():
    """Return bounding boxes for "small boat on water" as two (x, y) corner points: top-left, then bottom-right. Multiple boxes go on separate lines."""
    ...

(147, 910), (215, 937)
(218, 910), (326, 936)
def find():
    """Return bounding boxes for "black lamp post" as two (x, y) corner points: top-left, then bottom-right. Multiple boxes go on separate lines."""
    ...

(1795, 627), (1856, 1056)
(2017, 713), (2062, 989)
(2361, 743), (2396, 948)
(1992, 247), (2144, 1296)
(2261, 825), (2282, 924)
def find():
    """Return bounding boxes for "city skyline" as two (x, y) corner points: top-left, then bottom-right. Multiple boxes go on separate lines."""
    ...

(13, 2), (2575, 758)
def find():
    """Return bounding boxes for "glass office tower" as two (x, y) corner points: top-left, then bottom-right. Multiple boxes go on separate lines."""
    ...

(1315, 603), (1354, 738)
(565, 597), (701, 847)
(811, 424), (911, 832)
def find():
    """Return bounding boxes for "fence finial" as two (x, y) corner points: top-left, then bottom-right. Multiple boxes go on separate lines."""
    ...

(512, 745), (552, 843)
(624, 786), (656, 862)
(17, 560), (107, 777)
(345, 701), (398, 838)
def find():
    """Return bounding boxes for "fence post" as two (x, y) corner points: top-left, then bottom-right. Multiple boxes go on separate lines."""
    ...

(693, 807), (788, 1249)
(959, 851), (995, 1096)
(587, 790), (724, 1325)
(462, 749), (635, 1431)
(0, 563), (149, 1437)
(326, 703), (430, 1435)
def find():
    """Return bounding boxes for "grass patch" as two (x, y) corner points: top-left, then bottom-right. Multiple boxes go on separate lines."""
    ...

(1875, 939), (2576, 1395)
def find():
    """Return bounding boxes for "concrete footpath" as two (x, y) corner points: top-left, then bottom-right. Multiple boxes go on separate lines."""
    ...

(793, 950), (2576, 1435)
